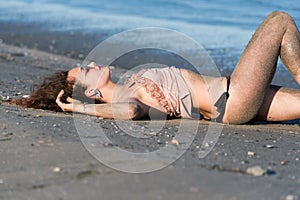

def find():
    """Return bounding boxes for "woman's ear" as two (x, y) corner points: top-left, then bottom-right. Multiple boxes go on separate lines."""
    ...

(84, 88), (103, 99)
(84, 87), (94, 97)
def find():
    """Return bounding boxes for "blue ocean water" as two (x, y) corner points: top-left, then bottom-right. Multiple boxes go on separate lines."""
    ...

(0, 0), (299, 49)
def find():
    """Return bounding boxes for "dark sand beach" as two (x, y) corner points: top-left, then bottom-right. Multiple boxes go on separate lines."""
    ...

(1, 23), (300, 200)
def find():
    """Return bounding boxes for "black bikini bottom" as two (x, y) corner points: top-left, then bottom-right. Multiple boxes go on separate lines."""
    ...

(213, 76), (230, 123)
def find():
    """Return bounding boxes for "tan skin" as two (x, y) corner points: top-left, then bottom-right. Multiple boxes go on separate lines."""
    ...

(56, 11), (300, 124)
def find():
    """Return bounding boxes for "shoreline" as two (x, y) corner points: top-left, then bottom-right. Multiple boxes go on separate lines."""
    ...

(0, 21), (109, 59)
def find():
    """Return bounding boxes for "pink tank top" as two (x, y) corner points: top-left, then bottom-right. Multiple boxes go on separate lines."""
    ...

(125, 67), (192, 118)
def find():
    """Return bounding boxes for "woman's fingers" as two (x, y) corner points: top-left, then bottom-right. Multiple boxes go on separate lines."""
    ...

(56, 90), (64, 106)
(56, 90), (83, 112)
(66, 97), (73, 103)
(58, 89), (64, 97)
(56, 90), (70, 111)
(67, 97), (82, 104)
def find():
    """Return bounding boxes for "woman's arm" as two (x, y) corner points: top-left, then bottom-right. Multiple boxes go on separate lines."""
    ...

(56, 90), (146, 119)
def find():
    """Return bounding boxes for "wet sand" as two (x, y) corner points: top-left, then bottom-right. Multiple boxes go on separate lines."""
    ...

(1, 30), (300, 200)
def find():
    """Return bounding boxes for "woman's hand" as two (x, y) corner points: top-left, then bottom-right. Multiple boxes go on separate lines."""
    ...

(56, 90), (84, 112)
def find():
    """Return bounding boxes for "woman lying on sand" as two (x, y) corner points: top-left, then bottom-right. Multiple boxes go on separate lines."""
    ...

(11, 11), (300, 124)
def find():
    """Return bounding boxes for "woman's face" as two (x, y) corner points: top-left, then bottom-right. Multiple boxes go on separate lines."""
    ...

(67, 62), (109, 97)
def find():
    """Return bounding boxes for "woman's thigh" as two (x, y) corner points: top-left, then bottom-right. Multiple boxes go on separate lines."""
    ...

(224, 12), (290, 124)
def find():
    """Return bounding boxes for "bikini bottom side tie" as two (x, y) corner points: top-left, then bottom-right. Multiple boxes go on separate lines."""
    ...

(214, 76), (230, 123)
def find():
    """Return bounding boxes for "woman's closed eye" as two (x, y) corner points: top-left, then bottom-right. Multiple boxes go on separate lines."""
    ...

(79, 67), (91, 75)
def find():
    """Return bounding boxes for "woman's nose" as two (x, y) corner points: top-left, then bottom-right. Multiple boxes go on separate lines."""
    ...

(87, 62), (97, 68)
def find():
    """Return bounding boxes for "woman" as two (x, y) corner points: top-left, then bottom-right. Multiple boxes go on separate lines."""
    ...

(11, 11), (300, 124)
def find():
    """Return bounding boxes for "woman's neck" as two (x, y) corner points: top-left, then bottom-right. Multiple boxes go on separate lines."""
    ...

(98, 81), (121, 103)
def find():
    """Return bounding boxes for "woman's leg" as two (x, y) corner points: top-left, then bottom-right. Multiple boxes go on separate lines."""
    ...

(255, 85), (300, 121)
(224, 11), (300, 124)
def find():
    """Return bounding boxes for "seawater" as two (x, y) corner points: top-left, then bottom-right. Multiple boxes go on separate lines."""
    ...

(0, 0), (299, 49)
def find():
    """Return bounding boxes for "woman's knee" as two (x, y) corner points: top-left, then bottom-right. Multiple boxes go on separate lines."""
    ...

(267, 11), (294, 26)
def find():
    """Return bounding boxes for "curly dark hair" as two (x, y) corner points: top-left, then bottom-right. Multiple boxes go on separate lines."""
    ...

(7, 70), (92, 112)
(7, 71), (72, 111)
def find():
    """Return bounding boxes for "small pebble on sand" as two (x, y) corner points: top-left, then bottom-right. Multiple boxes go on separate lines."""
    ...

(53, 167), (61, 173)
(281, 161), (287, 165)
(171, 139), (179, 146)
(285, 195), (297, 200)
(265, 144), (274, 148)
(246, 165), (266, 176)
